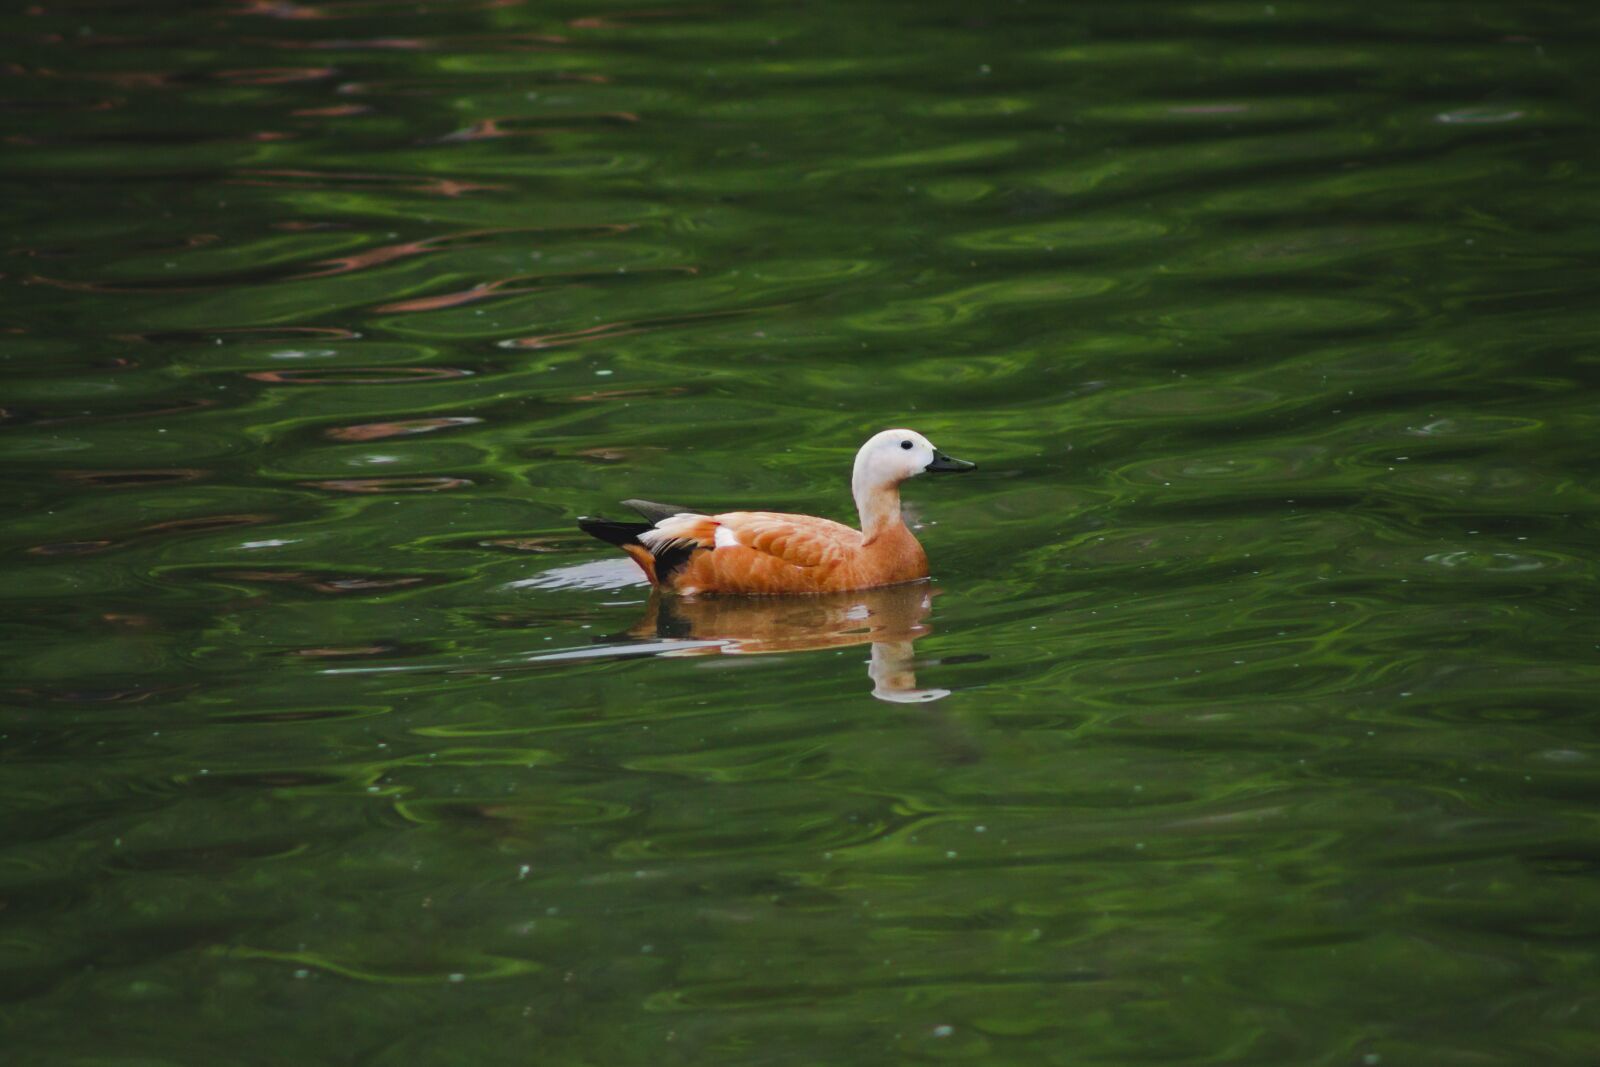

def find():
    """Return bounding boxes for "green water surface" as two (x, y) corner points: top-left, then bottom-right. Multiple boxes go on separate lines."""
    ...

(4, 1), (1600, 1064)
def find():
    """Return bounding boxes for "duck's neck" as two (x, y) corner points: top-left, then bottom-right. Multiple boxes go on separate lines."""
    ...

(853, 477), (904, 545)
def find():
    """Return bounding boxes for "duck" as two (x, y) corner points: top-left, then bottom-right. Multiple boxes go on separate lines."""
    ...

(578, 428), (975, 596)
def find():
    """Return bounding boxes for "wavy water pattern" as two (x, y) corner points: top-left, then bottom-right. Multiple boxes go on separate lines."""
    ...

(3, 1), (1600, 1064)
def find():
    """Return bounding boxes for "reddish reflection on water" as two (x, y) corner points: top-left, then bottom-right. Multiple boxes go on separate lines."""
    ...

(323, 416), (482, 441)
(246, 367), (472, 383)
(230, 167), (508, 197)
(299, 476), (474, 492)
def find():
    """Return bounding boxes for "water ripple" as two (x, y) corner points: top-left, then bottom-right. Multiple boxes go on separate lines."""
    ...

(4, 4), (1600, 1065)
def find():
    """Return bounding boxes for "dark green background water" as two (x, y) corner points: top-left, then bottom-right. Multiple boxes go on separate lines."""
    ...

(4, 1), (1600, 1063)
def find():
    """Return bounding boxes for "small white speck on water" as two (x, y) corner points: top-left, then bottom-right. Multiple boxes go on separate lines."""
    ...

(448, 973), (466, 983)
(293, 969), (310, 980)
(933, 1025), (954, 1038)
(595, 369), (613, 376)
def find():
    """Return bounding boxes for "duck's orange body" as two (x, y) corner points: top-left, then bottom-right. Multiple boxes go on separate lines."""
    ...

(579, 429), (973, 596)
(632, 510), (928, 596)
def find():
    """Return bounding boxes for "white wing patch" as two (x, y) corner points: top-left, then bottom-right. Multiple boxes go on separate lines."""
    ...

(639, 512), (713, 553)
(713, 525), (741, 549)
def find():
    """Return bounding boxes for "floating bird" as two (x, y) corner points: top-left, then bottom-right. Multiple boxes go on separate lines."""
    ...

(578, 429), (974, 596)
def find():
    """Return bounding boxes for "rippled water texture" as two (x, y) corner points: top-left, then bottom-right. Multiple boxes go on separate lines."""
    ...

(5, 1), (1600, 1063)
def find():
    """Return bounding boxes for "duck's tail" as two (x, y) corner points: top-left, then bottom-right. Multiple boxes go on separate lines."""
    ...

(577, 516), (653, 549)
(577, 515), (699, 587)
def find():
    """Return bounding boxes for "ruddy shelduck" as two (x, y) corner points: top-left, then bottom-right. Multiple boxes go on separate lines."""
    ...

(579, 429), (975, 596)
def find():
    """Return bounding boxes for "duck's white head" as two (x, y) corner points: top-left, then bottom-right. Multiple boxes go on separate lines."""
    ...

(852, 428), (974, 534)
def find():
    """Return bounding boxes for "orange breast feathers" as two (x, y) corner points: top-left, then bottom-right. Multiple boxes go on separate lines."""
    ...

(638, 511), (928, 595)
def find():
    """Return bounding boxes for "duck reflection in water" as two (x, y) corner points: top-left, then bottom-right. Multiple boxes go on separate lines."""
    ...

(626, 582), (950, 704)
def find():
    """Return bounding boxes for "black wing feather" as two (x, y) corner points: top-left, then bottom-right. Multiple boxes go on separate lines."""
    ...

(623, 498), (693, 524)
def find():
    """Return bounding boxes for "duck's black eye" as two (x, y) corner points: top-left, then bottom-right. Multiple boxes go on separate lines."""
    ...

(900, 440), (913, 450)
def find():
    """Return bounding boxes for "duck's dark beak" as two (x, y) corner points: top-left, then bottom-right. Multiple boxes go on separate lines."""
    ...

(925, 451), (976, 473)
